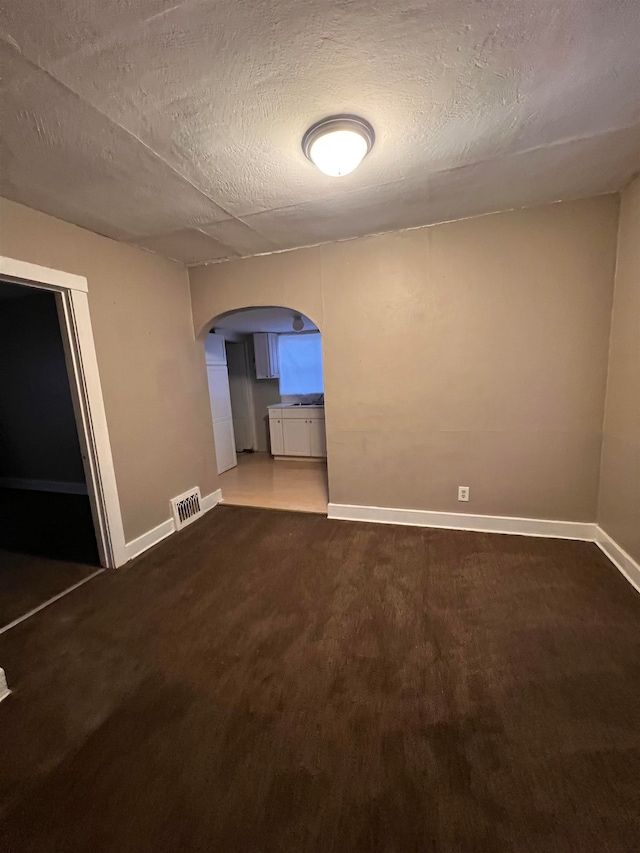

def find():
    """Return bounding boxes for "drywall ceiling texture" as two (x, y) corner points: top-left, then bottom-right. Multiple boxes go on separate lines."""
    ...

(0, 197), (219, 542)
(598, 175), (640, 564)
(1, 0), (639, 265)
(191, 196), (619, 522)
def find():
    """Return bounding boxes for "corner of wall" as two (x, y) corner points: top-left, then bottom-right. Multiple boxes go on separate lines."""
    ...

(595, 176), (640, 566)
(595, 189), (624, 525)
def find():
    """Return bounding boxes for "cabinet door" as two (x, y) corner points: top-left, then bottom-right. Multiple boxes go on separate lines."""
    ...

(283, 418), (311, 456)
(253, 333), (270, 379)
(254, 333), (280, 379)
(268, 333), (280, 378)
(213, 419), (237, 473)
(269, 416), (284, 456)
(309, 418), (327, 457)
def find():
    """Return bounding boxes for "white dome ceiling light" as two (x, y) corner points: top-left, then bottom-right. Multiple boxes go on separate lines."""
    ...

(302, 115), (375, 177)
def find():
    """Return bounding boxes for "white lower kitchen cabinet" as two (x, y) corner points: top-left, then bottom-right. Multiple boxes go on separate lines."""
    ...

(309, 417), (326, 457)
(283, 418), (311, 456)
(269, 415), (284, 456)
(268, 406), (326, 458)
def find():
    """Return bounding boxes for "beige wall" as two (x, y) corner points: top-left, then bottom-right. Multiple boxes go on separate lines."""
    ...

(191, 196), (619, 521)
(0, 192), (624, 545)
(598, 177), (640, 561)
(0, 198), (218, 541)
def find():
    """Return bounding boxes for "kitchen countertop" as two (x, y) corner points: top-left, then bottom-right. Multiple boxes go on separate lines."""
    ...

(267, 403), (324, 409)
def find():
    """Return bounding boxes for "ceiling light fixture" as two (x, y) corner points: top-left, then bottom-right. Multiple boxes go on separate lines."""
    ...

(292, 313), (305, 331)
(302, 115), (375, 177)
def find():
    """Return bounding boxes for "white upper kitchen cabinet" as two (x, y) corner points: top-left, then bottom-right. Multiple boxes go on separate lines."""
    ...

(205, 332), (227, 366)
(253, 333), (280, 379)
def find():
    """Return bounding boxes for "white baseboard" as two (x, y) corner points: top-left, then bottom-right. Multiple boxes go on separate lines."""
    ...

(327, 503), (640, 596)
(327, 503), (596, 541)
(595, 527), (640, 594)
(0, 667), (10, 703)
(125, 518), (175, 561)
(273, 456), (326, 463)
(0, 477), (88, 495)
(124, 489), (223, 562)
(201, 488), (223, 512)
(122, 493), (640, 599)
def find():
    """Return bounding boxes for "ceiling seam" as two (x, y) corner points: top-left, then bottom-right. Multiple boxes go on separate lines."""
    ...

(0, 35), (269, 242)
(186, 185), (622, 269)
(53, 0), (202, 66)
(231, 121), (640, 222)
(192, 225), (278, 253)
(4, 34), (636, 232)
(190, 228), (242, 259)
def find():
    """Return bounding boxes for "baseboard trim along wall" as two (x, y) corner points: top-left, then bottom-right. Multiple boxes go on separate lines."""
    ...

(327, 503), (596, 541)
(124, 489), (222, 563)
(594, 527), (640, 595)
(0, 667), (10, 703)
(124, 495), (639, 597)
(124, 518), (175, 562)
(327, 503), (640, 595)
(201, 490), (222, 512)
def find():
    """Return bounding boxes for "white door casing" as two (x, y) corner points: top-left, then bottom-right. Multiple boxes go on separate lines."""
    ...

(0, 256), (127, 569)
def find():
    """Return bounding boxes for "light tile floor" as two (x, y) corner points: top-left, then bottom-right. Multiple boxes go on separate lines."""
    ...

(218, 452), (328, 513)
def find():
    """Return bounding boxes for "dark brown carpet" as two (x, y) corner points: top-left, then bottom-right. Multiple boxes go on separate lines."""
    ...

(0, 505), (638, 852)
(0, 549), (98, 628)
(0, 488), (100, 566)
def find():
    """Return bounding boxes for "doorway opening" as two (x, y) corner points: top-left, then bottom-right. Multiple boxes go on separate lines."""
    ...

(204, 306), (328, 514)
(0, 278), (103, 627)
(0, 257), (125, 639)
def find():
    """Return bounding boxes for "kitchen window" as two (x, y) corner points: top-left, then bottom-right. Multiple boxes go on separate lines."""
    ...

(278, 332), (324, 395)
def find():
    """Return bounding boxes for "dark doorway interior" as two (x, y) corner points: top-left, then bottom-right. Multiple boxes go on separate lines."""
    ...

(0, 280), (99, 624)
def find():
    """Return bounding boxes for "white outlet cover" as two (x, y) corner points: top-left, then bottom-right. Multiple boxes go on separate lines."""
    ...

(458, 486), (470, 502)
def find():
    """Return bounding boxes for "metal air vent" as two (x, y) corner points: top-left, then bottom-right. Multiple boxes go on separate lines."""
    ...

(170, 487), (203, 530)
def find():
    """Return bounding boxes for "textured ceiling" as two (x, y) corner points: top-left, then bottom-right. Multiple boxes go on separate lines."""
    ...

(1, 0), (639, 266)
(214, 307), (317, 334)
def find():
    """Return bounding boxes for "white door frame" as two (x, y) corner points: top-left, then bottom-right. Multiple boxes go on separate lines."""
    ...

(0, 256), (127, 568)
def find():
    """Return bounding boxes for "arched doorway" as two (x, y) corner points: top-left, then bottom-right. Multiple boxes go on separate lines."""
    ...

(202, 306), (328, 514)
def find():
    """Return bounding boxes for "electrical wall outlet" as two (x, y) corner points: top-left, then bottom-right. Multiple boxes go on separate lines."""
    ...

(458, 486), (470, 502)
